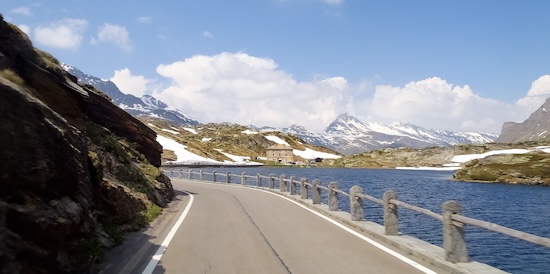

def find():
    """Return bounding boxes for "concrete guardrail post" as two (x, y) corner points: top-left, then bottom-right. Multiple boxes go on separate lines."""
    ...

(328, 182), (339, 211)
(280, 175), (286, 192)
(300, 178), (308, 199)
(289, 176), (296, 195)
(213, 171), (217, 182)
(443, 201), (468, 263)
(257, 173), (261, 187)
(226, 172), (231, 184)
(269, 174), (275, 189)
(350, 185), (364, 221)
(200, 170), (204, 181)
(188, 170), (192, 180)
(312, 179), (321, 204)
(241, 172), (246, 185)
(383, 190), (398, 235)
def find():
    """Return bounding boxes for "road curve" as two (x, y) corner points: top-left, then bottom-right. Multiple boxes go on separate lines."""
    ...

(147, 179), (446, 274)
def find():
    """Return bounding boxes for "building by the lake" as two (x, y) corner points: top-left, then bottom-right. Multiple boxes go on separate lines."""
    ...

(266, 144), (294, 163)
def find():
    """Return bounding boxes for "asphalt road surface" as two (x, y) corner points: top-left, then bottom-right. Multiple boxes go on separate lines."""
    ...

(99, 179), (448, 274)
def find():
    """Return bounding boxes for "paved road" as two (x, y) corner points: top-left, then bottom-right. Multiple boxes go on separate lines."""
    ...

(100, 179), (447, 274)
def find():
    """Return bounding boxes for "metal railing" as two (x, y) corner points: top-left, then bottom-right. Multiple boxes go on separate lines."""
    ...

(164, 168), (550, 264)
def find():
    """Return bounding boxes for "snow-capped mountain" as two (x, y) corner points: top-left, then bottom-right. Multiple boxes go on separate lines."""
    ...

(62, 64), (199, 126)
(257, 113), (498, 154)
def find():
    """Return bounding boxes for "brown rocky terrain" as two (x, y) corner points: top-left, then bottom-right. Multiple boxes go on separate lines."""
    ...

(332, 143), (528, 168)
(0, 16), (173, 273)
(453, 151), (550, 186)
(142, 118), (341, 165)
(497, 97), (550, 143)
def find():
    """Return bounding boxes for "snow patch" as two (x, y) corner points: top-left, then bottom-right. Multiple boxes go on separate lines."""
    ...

(293, 148), (341, 160)
(161, 128), (179, 134)
(183, 127), (198, 134)
(156, 135), (218, 163)
(265, 135), (290, 146)
(242, 129), (258, 135)
(214, 149), (262, 165)
(451, 149), (532, 163)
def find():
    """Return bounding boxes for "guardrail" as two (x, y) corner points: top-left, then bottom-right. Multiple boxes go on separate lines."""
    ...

(164, 168), (550, 264)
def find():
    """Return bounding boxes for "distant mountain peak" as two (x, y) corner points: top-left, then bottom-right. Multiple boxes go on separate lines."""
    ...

(280, 113), (498, 154)
(63, 64), (199, 126)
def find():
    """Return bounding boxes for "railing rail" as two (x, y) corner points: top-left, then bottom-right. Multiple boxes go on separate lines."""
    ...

(165, 168), (550, 264)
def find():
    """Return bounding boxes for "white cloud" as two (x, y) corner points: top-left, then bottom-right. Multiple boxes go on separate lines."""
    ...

(111, 68), (153, 97)
(322, 0), (344, 5)
(202, 31), (214, 38)
(515, 75), (550, 111)
(34, 19), (88, 50)
(139, 52), (543, 134)
(10, 7), (33, 16)
(17, 24), (31, 36)
(361, 77), (528, 133)
(91, 23), (132, 52)
(137, 16), (152, 23)
(154, 52), (350, 131)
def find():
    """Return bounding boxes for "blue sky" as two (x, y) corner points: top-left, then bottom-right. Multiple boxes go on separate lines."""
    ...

(3, 0), (550, 133)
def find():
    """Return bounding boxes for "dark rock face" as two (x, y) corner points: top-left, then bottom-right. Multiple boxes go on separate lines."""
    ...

(86, 88), (162, 167)
(497, 97), (550, 143)
(0, 16), (173, 273)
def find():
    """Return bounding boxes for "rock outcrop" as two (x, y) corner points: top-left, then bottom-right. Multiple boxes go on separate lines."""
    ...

(497, 97), (550, 143)
(0, 16), (173, 273)
(453, 152), (550, 186)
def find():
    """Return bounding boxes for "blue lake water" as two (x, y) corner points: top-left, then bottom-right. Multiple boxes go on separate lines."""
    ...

(173, 167), (550, 274)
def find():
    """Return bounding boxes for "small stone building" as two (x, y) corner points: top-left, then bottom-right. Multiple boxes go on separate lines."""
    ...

(266, 144), (294, 163)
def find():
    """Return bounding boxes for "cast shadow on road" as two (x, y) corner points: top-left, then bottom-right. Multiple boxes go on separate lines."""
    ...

(94, 189), (194, 273)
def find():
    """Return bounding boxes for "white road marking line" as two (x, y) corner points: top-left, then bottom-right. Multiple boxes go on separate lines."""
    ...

(141, 191), (194, 274)
(184, 179), (438, 274)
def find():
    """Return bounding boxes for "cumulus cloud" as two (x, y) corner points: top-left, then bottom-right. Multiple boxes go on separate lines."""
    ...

(111, 68), (153, 97)
(515, 75), (550, 110)
(154, 52), (351, 131)
(34, 19), (88, 50)
(135, 52), (542, 134)
(91, 23), (132, 52)
(10, 7), (33, 16)
(361, 77), (520, 133)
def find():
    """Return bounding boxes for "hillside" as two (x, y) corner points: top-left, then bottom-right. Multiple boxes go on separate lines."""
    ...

(497, 97), (550, 143)
(332, 143), (535, 168)
(141, 118), (342, 166)
(0, 17), (173, 272)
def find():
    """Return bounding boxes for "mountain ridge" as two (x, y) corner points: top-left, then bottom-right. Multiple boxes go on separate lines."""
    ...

(62, 64), (199, 127)
(255, 113), (498, 154)
(497, 97), (550, 143)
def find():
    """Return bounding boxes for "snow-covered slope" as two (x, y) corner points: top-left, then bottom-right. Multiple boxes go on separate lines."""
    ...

(62, 64), (199, 126)
(257, 113), (498, 154)
(264, 135), (341, 159)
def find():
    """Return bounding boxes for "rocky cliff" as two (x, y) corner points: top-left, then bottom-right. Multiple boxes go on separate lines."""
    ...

(0, 16), (173, 273)
(497, 97), (550, 143)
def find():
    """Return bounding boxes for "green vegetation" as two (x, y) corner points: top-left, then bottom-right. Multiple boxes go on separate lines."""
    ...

(0, 69), (25, 86)
(35, 48), (64, 74)
(86, 121), (170, 248)
(454, 152), (550, 185)
(84, 238), (104, 264)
